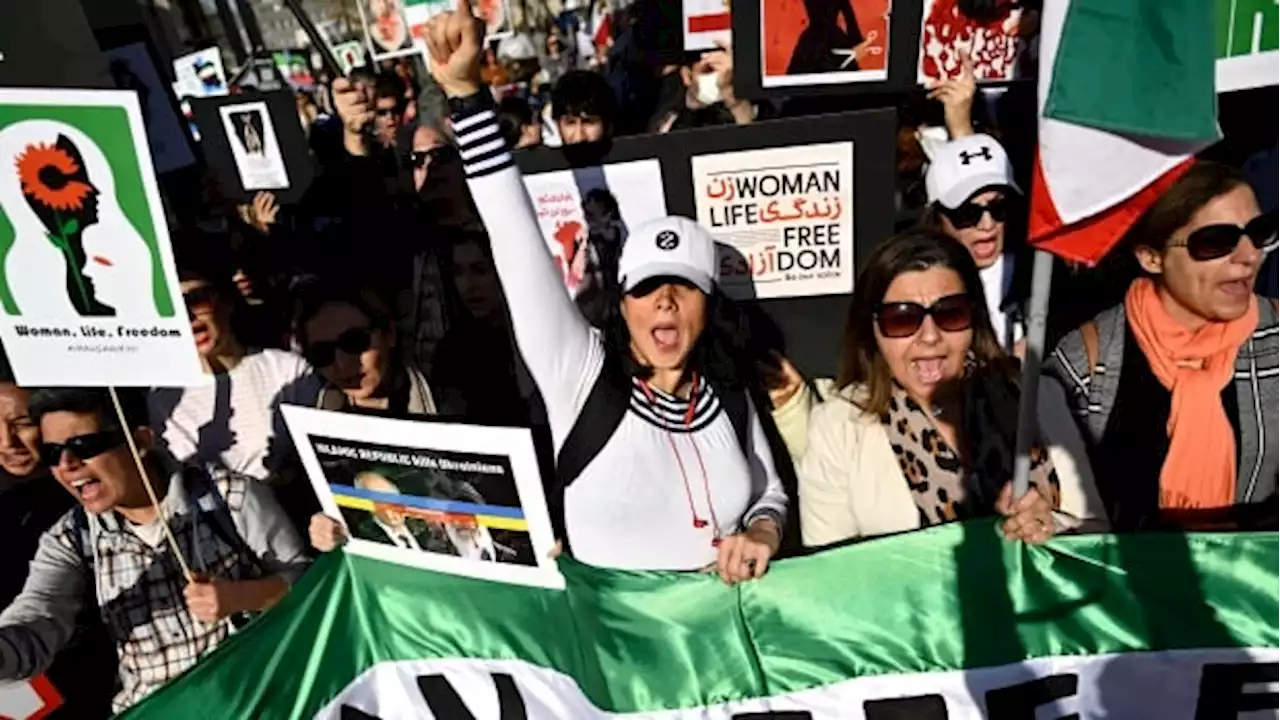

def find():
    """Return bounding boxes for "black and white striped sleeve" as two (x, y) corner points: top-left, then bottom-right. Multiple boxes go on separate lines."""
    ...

(450, 97), (604, 449)
(453, 105), (514, 178)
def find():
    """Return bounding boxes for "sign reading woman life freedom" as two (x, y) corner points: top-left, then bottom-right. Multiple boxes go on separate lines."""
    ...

(0, 89), (203, 388)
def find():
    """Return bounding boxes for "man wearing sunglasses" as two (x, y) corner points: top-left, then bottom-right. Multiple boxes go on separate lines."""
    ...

(925, 134), (1026, 354)
(0, 388), (309, 712)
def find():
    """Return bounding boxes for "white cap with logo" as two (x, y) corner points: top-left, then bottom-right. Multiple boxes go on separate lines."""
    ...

(617, 216), (719, 295)
(925, 134), (1021, 209)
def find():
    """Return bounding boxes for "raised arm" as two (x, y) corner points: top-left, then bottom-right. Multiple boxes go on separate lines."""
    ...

(425, 0), (602, 440)
(0, 522), (87, 680)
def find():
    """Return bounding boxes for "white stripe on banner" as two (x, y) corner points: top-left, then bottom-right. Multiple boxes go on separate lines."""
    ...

(317, 648), (1280, 719)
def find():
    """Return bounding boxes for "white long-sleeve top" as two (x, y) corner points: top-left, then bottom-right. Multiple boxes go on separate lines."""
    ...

(454, 104), (787, 571)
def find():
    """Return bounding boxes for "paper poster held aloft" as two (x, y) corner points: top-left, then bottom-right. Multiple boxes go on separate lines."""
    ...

(0, 89), (204, 388)
(282, 406), (564, 590)
(693, 142), (855, 300)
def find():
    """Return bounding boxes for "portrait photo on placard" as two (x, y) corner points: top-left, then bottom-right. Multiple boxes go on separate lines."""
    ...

(282, 407), (564, 589)
(477, 0), (513, 40)
(218, 101), (290, 191)
(172, 47), (229, 99)
(0, 89), (202, 387)
(762, 0), (891, 87)
(917, 0), (1029, 84)
(359, 0), (418, 60)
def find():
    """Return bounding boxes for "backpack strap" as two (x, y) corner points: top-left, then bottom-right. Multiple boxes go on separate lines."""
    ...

(182, 466), (264, 578)
(707, 376), (751, 452)
(1081, 320), (1100, 380)
(552, 367), (631, 550)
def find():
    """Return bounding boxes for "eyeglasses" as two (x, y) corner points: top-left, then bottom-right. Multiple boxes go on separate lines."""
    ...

(183, 286), (217, 318)
(304, 327), (376, 368)
(939, 196), (1009, 230)
(39, 429), (126, 468)
(875, 293), (974, 338)
(404, 145), (455, 170)
(1170, 212), (1278, 261)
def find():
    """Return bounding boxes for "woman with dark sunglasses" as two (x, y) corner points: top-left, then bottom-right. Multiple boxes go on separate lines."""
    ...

(778, 230), (1102, 548)
(1045, 162), (1279, 532)
(293, 282), (439, 553)
(922, 134), (1027, 354)
(421, 10), (788, 583)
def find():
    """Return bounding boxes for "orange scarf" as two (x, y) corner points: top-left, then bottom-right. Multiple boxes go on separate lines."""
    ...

(1124, 278), (1258, 509)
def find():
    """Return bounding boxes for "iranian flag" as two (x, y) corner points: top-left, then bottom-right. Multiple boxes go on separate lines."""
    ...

(1029, 0), (1222, 265)
(119, 521), (1278, 719)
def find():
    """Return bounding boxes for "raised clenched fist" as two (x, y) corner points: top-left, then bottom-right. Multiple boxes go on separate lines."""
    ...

(332, 77), (372, 136)
(424, 0), (485, 99)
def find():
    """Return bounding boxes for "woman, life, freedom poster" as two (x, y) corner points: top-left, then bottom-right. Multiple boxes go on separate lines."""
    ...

(282, 406), (564, 590)
(0, 89), (202, 388)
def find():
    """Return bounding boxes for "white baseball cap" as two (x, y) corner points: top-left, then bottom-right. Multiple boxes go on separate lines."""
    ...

(618, 216), (718, 295)
(925, 134), (1021, 209)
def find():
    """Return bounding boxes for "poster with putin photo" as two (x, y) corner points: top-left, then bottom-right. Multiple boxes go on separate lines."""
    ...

(917, 0), (1030, 84)
(283, 406), (564, 589)
(761, 0), (891, 87)
(0, 90), (204, 388)
(358, 0), (419, 60)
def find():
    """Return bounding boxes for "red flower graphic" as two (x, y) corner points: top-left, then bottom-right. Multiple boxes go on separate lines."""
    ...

(15, 143), (92, 212)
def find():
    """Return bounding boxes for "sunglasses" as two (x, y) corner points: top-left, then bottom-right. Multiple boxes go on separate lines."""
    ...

(405, 145), (455, 170)
(1170, 212), (1278, 261)
(183, 286), (217, 319)
(940, 196), (1009, 230)
(373, 107), (399, 118)
(304, 327), (376, 368)
(39, 429), (126, 468)
(875, 293), (974, 338)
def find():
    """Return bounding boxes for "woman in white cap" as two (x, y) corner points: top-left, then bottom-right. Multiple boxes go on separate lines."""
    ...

(921, 133), (1027, 355)
(422, 2), (787, 582)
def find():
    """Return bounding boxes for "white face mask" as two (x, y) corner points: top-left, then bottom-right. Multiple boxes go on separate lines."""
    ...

(694, 72), (722, 106)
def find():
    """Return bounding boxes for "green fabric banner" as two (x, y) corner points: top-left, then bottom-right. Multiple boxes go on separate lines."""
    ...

(120, 520), (1279, 718)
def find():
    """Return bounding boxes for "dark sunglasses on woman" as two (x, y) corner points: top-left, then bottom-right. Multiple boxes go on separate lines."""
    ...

(304, 327), (376, 368)
(39, 428), (126, 468)
(183, 285), (217, 319)
(1171, 211), (1278, 261)
(404, 145), (456, 170)
(940, 196), (1009, 230)
(875, 293), (974, 338)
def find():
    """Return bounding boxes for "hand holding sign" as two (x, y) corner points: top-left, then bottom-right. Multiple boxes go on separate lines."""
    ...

(424, 0), (485, 99)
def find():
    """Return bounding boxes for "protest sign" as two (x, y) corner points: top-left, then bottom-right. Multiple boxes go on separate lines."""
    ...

(917, 0), (1028, 84)
(272, 50), (317, 90)
(0, 676), (62, 720)
(218, 101), (290, 191)
(171, 47), (228, 99)
(0, 89), (203, 387)
(282, 406), (563, 590)
(121, 523), (1280, 720)
(359, 0), (422, 60)
(683, 0), (731, 51)
(521, 160), (668, 298)
(98, 32), (198, 175)
(734, 0), (922, 98)
(516, 109), (894, 378)
(1216, 0), (1279, 92)
(693, 142), (855, 300)
(333, 41), (368, 74)
(477, 0), (514, 40)
(193, 91), (314, 204)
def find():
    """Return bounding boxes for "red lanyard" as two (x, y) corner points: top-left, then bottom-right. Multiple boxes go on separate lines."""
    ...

(639, 373), (722, 546)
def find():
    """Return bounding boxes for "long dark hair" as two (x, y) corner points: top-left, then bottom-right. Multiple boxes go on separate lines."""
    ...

(598, 281), (753, 392)
(836, 229), (1011, 416)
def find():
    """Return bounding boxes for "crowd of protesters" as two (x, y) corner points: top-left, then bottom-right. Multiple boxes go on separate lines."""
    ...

(0, 0), (1275, 715)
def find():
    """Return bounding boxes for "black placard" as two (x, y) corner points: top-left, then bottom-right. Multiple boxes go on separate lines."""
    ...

(190, 90), (315, 205)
